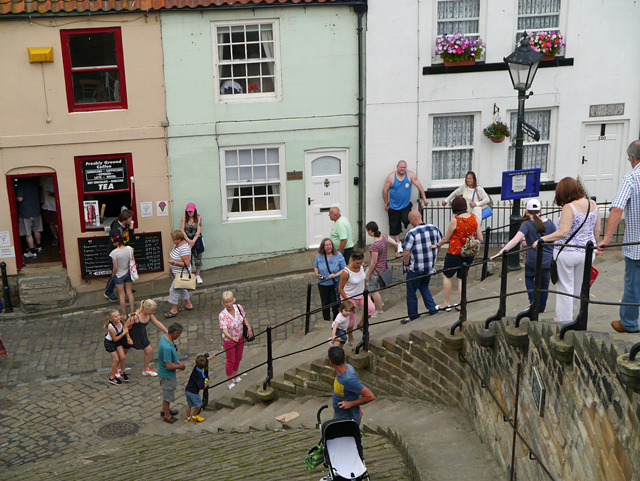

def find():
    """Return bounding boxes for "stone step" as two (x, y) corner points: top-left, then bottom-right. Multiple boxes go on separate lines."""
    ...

(248, 399), (293, 431)
(229, 402), (269, 432)
(281, 398), (326, 430)
(18, 267), (77, 313)
(20, 289), (77, 313)
(213, 403), (254, 432)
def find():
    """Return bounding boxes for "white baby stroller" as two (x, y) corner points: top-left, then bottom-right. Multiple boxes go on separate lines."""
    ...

(316, 405), (370, 481)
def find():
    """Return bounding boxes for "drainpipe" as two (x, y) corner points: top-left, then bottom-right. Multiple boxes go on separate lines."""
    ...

(355, 3), (367, 247)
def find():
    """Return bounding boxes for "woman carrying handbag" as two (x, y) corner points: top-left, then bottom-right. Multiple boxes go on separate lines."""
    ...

(533, 178), (600, 322)
(442, 171), (491, 226)
(165, 230), (194, 318)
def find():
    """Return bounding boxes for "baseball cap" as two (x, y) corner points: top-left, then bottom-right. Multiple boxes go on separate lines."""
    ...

(526, 199), (541, 211)
(186, 202), (196, 211)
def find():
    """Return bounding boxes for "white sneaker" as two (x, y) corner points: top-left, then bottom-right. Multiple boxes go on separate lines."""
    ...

(234, 377), (242, 384)
(142, 369), (158, 377)
(228, 383), (235, 390)
(397, 245), (403, 254)
(196, 276), (203, 284)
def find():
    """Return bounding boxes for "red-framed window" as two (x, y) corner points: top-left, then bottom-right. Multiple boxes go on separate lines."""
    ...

(60, 27), (128, 113)
(75, 153), (137, 233)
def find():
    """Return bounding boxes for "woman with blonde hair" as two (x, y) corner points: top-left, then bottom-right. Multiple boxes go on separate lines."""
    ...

(123, 299), (169, 377)
(218, 291), (253, 389)
(165, 230), (194, 318)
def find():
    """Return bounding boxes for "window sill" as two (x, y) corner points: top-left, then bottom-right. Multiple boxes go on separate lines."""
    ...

(423, 57), (574, 75)
(223, 212), (285, 222)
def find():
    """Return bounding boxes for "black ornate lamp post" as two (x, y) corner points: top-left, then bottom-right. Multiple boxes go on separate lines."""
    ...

(503, 38), (544, 270)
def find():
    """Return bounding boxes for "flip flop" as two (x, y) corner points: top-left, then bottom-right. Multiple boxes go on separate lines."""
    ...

(454, 306), (461, 312)
(438, 305), (452, 312)
(178, 307), (193, 312)
(163, 416), (177, 424)
(164, 311), (178, 318)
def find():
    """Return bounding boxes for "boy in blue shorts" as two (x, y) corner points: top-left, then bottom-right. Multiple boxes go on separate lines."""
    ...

(184, 355), (210, 423)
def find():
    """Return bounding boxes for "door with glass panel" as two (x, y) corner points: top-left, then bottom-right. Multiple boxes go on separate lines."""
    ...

(305, 149), (348, 249)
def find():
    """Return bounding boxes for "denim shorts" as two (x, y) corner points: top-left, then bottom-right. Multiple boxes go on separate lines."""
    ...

(334, 328), (347, 342)
(185, 390), (202, 408)
(114, 272), (132, 285)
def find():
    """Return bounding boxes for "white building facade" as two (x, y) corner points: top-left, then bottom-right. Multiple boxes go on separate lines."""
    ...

(365, 0), (640, 235)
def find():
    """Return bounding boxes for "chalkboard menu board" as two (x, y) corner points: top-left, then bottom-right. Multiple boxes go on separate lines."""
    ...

(82, 157), (128, 192)
(78, 232), (164, 279)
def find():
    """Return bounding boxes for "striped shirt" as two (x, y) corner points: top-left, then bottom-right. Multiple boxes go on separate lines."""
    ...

(369, 234), (389, 275)
(611, 163), (640, 260)
(170, 241), (192, 275)
(402, 223), (442, 274)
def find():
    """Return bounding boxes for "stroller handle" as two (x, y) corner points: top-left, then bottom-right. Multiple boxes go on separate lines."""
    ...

(317, 404), (329, 426)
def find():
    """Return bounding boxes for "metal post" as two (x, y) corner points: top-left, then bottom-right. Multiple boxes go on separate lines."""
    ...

(262, 326), (273, 390)
(304, 283), (312, 335)
(481, 227), (491, 281)
(0, 262), (13, 313)
(451, 263), (468, 335)
(509, 362), (522, 481)
(508, 89), (527, 271)
(485, 250), (509, 328)
(560, 241), (595, 340)
(356, 289), (370, 354)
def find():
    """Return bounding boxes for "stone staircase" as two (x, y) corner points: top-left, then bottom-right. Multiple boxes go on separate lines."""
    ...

(18, 265), (77, 313)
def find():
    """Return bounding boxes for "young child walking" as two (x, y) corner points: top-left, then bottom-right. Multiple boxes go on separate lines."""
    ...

(329, 300), (356, 348)
(104, 309), (130, 385)
(184, 355), (210, 423)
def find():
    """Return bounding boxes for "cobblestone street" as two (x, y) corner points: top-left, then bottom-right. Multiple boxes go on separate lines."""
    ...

(0, 271), (412, 479)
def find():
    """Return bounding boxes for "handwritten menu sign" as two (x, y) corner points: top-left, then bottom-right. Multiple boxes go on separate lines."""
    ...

(82, 158), (128, 192)
(78, 232), (164, 279)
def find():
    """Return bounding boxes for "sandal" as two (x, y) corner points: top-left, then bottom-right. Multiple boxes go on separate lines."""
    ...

(454, 306), (461, 312)
(178, 307), (193, 312)
(163, 416), (178, 424)
(164, 311), (178, 318)
(438, 305), (452, 312)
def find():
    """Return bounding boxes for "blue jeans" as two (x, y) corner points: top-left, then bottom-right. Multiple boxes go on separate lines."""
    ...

(105, 275), (116, 295)
(524, 265), (551, 312)
(620, 257), (640, 331)
(406, 270), (436, 320)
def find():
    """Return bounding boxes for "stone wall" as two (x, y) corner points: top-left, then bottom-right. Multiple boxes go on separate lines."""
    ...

(357, 319), (640, 481)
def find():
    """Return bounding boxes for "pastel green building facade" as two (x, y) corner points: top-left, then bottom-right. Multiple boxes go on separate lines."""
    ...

(161, 6), (362, 267)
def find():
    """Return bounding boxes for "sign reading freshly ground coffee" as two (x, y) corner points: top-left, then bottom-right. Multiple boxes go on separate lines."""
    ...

(78, 232), (164, 279)
(82, 158), (128, 192)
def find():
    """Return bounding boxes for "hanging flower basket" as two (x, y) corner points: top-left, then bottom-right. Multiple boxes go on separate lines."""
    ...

(435, 33), (485, 65)
(483, 115), (510, 142)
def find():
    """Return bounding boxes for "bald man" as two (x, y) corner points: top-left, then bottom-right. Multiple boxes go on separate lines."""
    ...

(401, 210), (442, 324)
(329, 207), (354, 264)
(382, 161), (429, 245)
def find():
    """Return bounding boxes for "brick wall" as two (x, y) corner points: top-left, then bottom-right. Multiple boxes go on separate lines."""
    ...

(359, 319), (640, 481)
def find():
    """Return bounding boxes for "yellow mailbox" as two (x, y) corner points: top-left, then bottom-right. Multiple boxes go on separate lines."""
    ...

(28, 47), (53, 63)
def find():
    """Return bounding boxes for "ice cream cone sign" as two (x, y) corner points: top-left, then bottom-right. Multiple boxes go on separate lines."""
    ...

(156, 201), (169, 216)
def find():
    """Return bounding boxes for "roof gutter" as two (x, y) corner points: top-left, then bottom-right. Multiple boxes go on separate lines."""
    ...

(0, 0), (367, 20)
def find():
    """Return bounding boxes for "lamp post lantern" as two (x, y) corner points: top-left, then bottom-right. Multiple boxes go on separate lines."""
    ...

(504, 38), (544, 270)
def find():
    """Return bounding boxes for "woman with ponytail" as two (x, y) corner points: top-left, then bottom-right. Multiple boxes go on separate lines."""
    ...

(492, 199), (557, 313)
(365, 221), (400, 317)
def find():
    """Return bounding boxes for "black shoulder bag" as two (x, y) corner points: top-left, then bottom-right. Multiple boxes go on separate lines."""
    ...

(550, 201), (591, 284)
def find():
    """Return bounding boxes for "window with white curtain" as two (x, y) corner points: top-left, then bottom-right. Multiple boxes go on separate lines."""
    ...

(220, 145), (286, 220)
(507, 110), (552, 173)
(516, 0), (561, 41)
(437, 0), (480, 38)
(432, 115), (475, 181)
(213, 21), (280, 101)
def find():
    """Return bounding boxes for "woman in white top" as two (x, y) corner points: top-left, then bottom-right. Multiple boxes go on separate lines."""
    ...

(109, 232), (135, 318)
(165, 230), (194, 318)
(338, 251), (375, 345)
(442, 171), (490, 226)
(533, 177), (600, 322)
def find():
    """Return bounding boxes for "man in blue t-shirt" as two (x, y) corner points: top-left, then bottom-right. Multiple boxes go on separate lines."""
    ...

(329, 347), (375, 423)
(158, 323), (186, 424)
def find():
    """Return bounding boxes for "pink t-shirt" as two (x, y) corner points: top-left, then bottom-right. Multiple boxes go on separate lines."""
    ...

(219, 304), (245, 340)
(369, 234), (388, 275)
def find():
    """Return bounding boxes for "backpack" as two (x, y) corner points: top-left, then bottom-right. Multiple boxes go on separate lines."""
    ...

(458, 216), (480, 258)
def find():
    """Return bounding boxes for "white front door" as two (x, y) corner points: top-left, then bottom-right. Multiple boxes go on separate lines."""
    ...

(580, 122), (626, 202)
(306, 149), (348, 249)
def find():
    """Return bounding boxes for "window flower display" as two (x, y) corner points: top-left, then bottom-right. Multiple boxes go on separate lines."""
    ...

(521, 30), (565, 57)
(435, 33), (485, 64)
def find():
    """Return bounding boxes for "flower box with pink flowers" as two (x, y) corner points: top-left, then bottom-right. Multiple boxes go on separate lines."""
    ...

(521, 30), (565, 60)
(435, 33), (485, 66)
